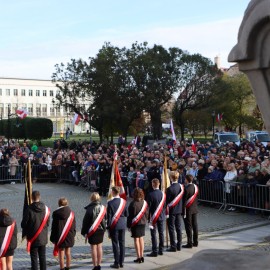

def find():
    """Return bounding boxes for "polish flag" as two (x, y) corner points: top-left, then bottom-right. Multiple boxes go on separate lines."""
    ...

(170, 119), (176, 142)
(16, 109), (28, 119)
(191, 138), (196, 153)
(72, 113), (81, 125)
(216, 113), (223, 122)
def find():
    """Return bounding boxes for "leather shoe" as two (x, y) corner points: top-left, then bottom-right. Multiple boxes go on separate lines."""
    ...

(110, 264), (120, 269)
(193, 243), (198, 247)
(147, 252), (158, 257)
(166, 247), (177, 252)
(182, 244), (193, 248)
(120, 265), (123, 268)
(158, 250), (163, 255)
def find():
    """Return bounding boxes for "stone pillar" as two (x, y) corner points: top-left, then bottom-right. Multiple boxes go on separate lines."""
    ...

(228, 0), (270, 133)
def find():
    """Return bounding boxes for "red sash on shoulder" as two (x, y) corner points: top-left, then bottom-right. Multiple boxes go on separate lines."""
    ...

(53, 211), (75, 257)
(110, 198), (126, 230)
(131, 200), (148, 227)
(0, 221), (15, 258)
(186, 184), (199, 209)
(149, 192), (166, 229)
(27, 206), (50, 253)
(166, 184), (184, 218)
(86, 205), (106, 242)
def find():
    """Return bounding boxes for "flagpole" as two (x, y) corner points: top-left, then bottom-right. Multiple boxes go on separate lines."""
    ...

(163, 155), (169, 248)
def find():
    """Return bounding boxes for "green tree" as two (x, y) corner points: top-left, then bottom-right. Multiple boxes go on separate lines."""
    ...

(172, 53), (220, 140)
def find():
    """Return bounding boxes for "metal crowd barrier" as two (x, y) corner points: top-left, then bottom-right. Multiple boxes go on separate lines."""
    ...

(80, 169), (99, 191)
(31, 164), (76, 183)
(224, 182), (270, 212)
(0, 165), (22, 183)
(197, 179), (225, 210)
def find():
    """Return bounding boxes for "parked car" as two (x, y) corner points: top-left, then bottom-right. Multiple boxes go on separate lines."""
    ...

(214, 132), (240, 146)
(246, 130), (270, 146)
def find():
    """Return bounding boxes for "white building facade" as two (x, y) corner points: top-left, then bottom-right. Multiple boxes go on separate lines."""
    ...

(0, 78), (88, 134)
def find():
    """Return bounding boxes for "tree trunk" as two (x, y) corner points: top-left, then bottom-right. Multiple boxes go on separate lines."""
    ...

(98, 130), (103, 144)
(110, 131), (113, 145)
(150, 110), (162, 140)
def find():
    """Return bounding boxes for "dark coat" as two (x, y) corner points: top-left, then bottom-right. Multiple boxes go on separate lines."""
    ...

(182, 183), (198, 215)
(147, 189), (165, 221)
(81, 201), (106, 243)
(107, 197), (128, 231)
(166, 182), (183, 215)
(127, 200), (148, 228)
(0, 215), (17, 252)
(50, 206), (76, 248)
(21, 201), (50, 247)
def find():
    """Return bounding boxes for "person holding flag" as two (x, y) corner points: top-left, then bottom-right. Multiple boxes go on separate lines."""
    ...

(50, 198), (76, 270)
(0, 209), (17, 270)
(166, 171), (184, 252)
(182, 175), (199, 249)
(146, 178), (166, 257)
(107, 187), (128, 269)
(21, 191), (50, 270)
(127, 188), (148, 264)
(81, 193), (106, 270)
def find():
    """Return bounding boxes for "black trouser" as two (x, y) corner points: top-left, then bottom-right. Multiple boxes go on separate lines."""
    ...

(111, 229), (125, 266)
(168, 213), (182, 249)
(99, 175), (107, 196)
(150, 220), (164, 254)
(184, 212), (198, 246)
(30, 245), (46, 270)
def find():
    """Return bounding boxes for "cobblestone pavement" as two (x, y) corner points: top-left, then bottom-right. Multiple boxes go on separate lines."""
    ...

(0, 182), (268, 269)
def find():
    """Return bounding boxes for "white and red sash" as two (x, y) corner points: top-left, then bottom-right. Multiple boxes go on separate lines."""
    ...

(0, 221), (16, 258)
(149, 192), (166, 229)
(110, 198), (126, 230)
(85, 205), (106, 242)
(53, 211), (75, 257)
(27, 206), (50, 253)
(166, 184), (184, 218)
(131, 200), (148, 227)
(186, 184), (199, 209)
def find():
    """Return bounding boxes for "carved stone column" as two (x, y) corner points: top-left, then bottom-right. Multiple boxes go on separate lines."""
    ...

(228, 0), (270, 132)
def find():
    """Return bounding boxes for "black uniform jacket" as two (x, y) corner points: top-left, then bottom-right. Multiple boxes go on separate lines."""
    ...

(0, 215), (17, 251)
(21, 201), (50, 247)
(50, 206), (76, 248)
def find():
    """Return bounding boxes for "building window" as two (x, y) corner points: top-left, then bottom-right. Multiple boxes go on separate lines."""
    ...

(12, 104), (17, 114)
(0, 103), (3, 116)
(13, 89), (18, 96)
(29, 89), (33, 96)
(36, 104), (41, 116)
(43, 90), (47, 96)
(42, 104), (47, 116)
(0, 89), (2, 96)
(50, 90), (54, 97)
(21, 89), (26, 96)
(36, 90), (40, 96)
(28, 104), (33, 116)
(5, 104), (10, 117)
(6, 89), (10, 96)
(50, 106), (55, 116)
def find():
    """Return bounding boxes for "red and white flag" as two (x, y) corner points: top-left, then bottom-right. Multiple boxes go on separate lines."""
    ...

(191, 138), (196, 153)
(16, 109), (28, 119)
(72, 113), (81, 125)
(170, 119), (176, 142)
(216, 113), (223, 123)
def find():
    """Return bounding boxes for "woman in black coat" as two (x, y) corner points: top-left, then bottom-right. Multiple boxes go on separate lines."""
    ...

(81, 192), (106, 270)
(127, 188), (148, 264)
(0, 208), (17, 270)
(50, 198), (76, 270)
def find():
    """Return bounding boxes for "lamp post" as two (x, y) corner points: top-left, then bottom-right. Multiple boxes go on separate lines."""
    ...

(212, 111), (215, 141)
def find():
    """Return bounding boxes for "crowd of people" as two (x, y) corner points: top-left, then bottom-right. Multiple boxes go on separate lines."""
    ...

(1, 134), (270, 269)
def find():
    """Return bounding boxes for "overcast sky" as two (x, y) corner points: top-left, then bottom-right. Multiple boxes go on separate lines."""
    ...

(0, 0), (250, 80)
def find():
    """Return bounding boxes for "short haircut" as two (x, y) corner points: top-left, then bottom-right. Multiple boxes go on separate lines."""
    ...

(32, 190), (40, 201)
(185, 174), (194, 183)
(58, 197), (68, 207)
(170, 171), (179, 182)
(90, 192), (100, 202)
(0, 208), (9, 216)
(152, 178), (160, 187)
(112, 186), (120, 195)
(133, 187), (145, 201)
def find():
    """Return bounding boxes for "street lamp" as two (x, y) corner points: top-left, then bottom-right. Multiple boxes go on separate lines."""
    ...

(212, 111), (215, 141)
